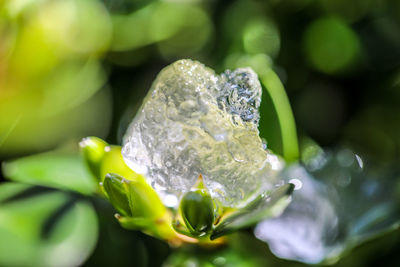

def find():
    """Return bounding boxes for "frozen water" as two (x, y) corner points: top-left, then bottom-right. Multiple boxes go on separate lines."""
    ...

(122, 59), (280, 208)
(255, 166), (342, 264)
(255, 148), (400, 264)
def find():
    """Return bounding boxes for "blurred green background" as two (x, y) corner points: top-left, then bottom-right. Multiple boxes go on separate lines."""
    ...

(0, 0), (399, 266)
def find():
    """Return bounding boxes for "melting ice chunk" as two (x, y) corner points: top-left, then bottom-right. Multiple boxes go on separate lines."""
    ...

(122, 59), (280, 208)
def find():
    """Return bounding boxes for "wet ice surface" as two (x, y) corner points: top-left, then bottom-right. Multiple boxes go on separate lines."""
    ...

(122, 59), (280, 208)
(255, 148), (400, 264)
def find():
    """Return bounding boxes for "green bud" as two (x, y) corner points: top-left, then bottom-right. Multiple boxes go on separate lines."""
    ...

(100, 145), (144, 183)
(103, 173), (166, 220)
(180, 175), (214, 237)
(125, 176), (166, 218)
(103, 173), (132, 216)
(79, 136), (107, 180)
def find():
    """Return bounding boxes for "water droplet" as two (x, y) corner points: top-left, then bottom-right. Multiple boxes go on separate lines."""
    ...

(164, 194), (178, 208)
(289, 178), (303, 190)
(355, 154), (364, 169)
(261, 138), (268, 150)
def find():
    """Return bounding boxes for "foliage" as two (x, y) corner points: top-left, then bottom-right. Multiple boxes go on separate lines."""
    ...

(1, 0), (400, 266)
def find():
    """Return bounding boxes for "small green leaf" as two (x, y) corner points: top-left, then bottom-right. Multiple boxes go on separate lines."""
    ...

(2, 152), (97, 195)
(210, 183), (294, 240)
(0, 182), (98, 267)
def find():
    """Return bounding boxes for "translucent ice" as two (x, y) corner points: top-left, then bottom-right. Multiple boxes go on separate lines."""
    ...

(255, 148), (400, 264)
(122, 59), (280, 208)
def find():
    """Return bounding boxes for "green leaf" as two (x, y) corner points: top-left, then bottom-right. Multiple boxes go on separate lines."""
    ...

(210, 184), (294, 240)
(165, 232), (271, 267)
(0, 182), (98, 267)
(2, 152), (97, 195)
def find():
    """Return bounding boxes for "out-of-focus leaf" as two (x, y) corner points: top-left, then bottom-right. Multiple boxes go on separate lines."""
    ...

(164, 233), (270, 267)
(211, 184), (294, 240)
(0, 182), (98, 267)
(39, 60), (107, 116)
(0, 0), (112, 156)
(255, 148), (400, 264)
(2, 152), (97, 195)
(156, 5), (212, 58)
(0, 87), (113, 156)
(111, 2), (209, 52)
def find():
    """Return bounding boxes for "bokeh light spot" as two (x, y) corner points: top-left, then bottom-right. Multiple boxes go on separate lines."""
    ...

(303, 17), (361, 74)
(243, 18), (280, 58)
